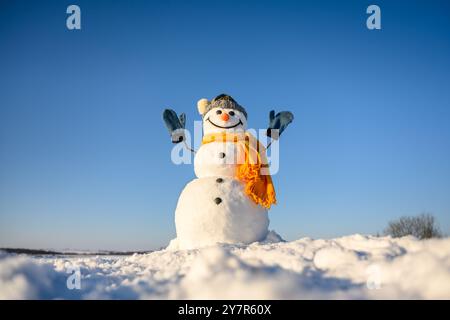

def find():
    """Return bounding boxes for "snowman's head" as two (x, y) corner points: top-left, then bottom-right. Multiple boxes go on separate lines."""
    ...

(198, 94), (248, 135)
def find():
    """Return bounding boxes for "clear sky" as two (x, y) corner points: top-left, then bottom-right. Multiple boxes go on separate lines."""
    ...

(1, 0), (449, 250)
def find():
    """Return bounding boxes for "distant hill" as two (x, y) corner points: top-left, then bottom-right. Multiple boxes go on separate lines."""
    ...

(0, 248), (153, 256)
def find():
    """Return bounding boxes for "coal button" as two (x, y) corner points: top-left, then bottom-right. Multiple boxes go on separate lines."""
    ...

(219, 152), (226, 158)
(214, 197), (222, 205)
(216, 178), (223, 183)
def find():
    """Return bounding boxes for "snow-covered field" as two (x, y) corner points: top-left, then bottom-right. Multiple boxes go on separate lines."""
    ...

(1, 234), (450, 299)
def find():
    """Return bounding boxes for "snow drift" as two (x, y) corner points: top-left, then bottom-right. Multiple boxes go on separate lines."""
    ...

(1, 234), (449, 299)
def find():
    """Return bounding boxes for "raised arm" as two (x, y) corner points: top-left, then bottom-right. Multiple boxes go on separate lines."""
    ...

(162, 109), (196, 153)
(162, 109), (186, 143)
(266, 110), (294, 148)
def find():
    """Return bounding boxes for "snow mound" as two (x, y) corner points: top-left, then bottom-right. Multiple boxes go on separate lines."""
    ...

(1, 234), (450, 299)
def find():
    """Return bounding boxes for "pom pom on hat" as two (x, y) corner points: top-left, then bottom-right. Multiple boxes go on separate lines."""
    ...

(197, 98), (209, 115)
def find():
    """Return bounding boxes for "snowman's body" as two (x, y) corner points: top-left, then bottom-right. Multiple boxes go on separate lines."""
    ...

(172, 143), (269, 250)
(167, 98), (271, 250)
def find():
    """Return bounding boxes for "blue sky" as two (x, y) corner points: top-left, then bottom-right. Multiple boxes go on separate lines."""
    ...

(1, 0), (449, 250)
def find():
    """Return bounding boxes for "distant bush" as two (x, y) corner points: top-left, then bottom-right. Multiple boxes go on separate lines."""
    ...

(384, 213), (442, 239)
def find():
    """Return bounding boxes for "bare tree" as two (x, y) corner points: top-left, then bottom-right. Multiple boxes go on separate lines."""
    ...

(384, 213), (442, 239)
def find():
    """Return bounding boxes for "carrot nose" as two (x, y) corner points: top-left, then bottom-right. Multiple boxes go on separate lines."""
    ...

(220, 113), (230, 121)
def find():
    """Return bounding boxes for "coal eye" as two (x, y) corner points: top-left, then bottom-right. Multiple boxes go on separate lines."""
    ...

(229, 111), (235, 116)
(216, 110), (222, 115)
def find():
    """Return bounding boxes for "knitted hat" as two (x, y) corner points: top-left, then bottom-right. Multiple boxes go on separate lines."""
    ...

(197, 94), (248, 119)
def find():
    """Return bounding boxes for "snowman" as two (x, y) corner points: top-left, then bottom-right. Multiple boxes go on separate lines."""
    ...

(163, 94), (293, 250)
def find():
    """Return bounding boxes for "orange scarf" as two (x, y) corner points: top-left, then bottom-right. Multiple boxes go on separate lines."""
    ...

(202, 132), (276, 209)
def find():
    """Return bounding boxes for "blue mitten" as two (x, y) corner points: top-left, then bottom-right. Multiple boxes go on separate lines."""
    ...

(163, 109), (186, 143)
(266, 110), (294, 139)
